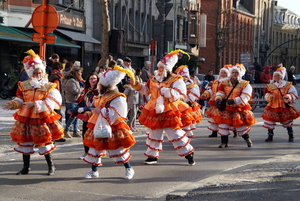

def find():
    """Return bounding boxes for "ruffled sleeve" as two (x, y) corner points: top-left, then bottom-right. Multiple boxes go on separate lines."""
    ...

(160, 78), (187, 100)
(35, 88), (62, 112)
(100, 96), (127, 125)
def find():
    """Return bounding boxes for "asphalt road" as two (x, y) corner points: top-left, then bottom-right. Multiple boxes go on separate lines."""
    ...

(1, 99), (300, 200)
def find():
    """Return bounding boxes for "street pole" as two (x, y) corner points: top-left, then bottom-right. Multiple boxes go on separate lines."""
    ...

(160, 0), (166, 59)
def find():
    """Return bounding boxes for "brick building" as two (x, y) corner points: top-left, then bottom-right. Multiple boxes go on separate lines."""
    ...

(199, 0), (254, 74)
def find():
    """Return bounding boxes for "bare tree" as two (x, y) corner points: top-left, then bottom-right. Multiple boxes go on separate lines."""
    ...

(214, 0), (231, 73)
(98, 0), (111, 67)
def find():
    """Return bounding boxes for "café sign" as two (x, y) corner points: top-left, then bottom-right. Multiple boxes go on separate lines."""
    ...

(58, 10), (85, 31)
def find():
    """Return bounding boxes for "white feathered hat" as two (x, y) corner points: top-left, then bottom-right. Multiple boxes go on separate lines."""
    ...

(218, 64), (232, 80)
(230, 63), (246, 80)
(99, 65), (135, 87)
(157, 49), (190, 72)
(274, 64), (286, 79)
(175, 65), (190, 77)
(23, 49), (46, 77)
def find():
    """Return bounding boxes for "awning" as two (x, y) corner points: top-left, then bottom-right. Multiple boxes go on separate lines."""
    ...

(0, 26), (33, 43)
(13, 27), (81, 48)
(56, 29), (101, 44)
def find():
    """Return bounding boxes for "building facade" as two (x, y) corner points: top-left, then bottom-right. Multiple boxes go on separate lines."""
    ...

(199, 0), (255, 74)
(0, 0), (100, 78)
(270, 3), (300, 71)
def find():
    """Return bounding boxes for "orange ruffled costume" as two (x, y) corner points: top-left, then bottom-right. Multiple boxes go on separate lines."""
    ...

(136, 74), (194, 130)
(262, 82), (300, 123)
(207, 79), (256, 128)
(10, 80), (64, 147)
(84, 90), (136, 151)
(186, 83), (202, 124)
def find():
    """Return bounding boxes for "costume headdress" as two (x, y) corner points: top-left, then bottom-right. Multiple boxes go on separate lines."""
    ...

(99, 65), (135, 87)
(175, 65), (190, 78)
(157, 49), (190, 72)
(229, 63), (246, 80)
(23, 49), (46, 77)
(274, 64), (286, 79)
(218, 64), (232, 80)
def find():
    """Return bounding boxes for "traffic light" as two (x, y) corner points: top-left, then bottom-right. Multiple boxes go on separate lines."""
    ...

(0, 17), (3, 24)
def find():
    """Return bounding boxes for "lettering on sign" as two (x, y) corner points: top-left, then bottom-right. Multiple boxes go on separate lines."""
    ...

(60, 14), (83, 29)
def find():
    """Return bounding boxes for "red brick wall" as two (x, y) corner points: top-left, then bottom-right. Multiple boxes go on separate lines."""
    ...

(199, 0), (253, 74)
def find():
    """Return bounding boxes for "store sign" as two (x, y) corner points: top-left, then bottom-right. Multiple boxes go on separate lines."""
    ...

(58, 11), (85, 31)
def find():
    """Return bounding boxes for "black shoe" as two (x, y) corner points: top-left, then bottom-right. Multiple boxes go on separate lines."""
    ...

(185, 153), (195, 166)
(265, 135), (273, 142)
(47, 165), (55, 176)
(208, 131), (218, 137)
(218, 143), (228, 148)
(289, 134), (294, 142)
(55, 138), (66, 142)
(245, 138), (253, 147)
(16, 167), (30, 175)
(144, 157), (158, 164)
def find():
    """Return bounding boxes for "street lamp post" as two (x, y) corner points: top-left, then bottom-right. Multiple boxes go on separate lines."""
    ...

(262, 38), (300, 67)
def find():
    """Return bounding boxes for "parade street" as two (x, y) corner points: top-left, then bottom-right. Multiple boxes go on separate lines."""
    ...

(1, 99), (300, 201)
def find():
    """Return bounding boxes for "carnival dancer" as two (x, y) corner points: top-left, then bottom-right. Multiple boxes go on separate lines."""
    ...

(207, 64), (256, 148)
(201, 65), (231, 137)
(82, 66), (136, 179)
(1, 49), (64, 175)
(175, 65), (202, 138)
(130, 50), (195, 165)
(262, 66), (300, 142)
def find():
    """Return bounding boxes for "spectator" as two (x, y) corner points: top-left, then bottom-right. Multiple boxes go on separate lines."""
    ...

(243, 68), (253, 83)
(203, 69), (215, 82)
(46, 53), (60, 75)
(141, 61), (152, 82)
(64, 66), (84, 138)
(62, 61), (73, 77)
(19, 66), (30, 82)
(124, 69), (142, 132)
(117, 58), (124, 67)
(288, 66), (297, 85)
(48, 62), (66, 142)
(61, 58), (68, 71)
(123, 57), (135, 73)
(260, 66), (272, 83)
(68, 72), (100, 159)
(190, 70), (201, 86)
(253, 62), (262, 83)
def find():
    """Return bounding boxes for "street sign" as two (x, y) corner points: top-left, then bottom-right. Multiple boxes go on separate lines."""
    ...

(32, 0), (58, 4)
(32, 4), (58, 34)
(32, 33), (56, 44)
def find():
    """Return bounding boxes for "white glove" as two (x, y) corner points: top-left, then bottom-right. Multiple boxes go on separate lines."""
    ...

(77, 107), (84, 113)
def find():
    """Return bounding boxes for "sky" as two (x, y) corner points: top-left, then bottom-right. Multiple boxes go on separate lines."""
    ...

(277, 0), (300, 15)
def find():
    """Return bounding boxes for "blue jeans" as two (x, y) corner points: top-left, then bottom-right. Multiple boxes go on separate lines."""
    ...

(64, 102), (79, 133)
